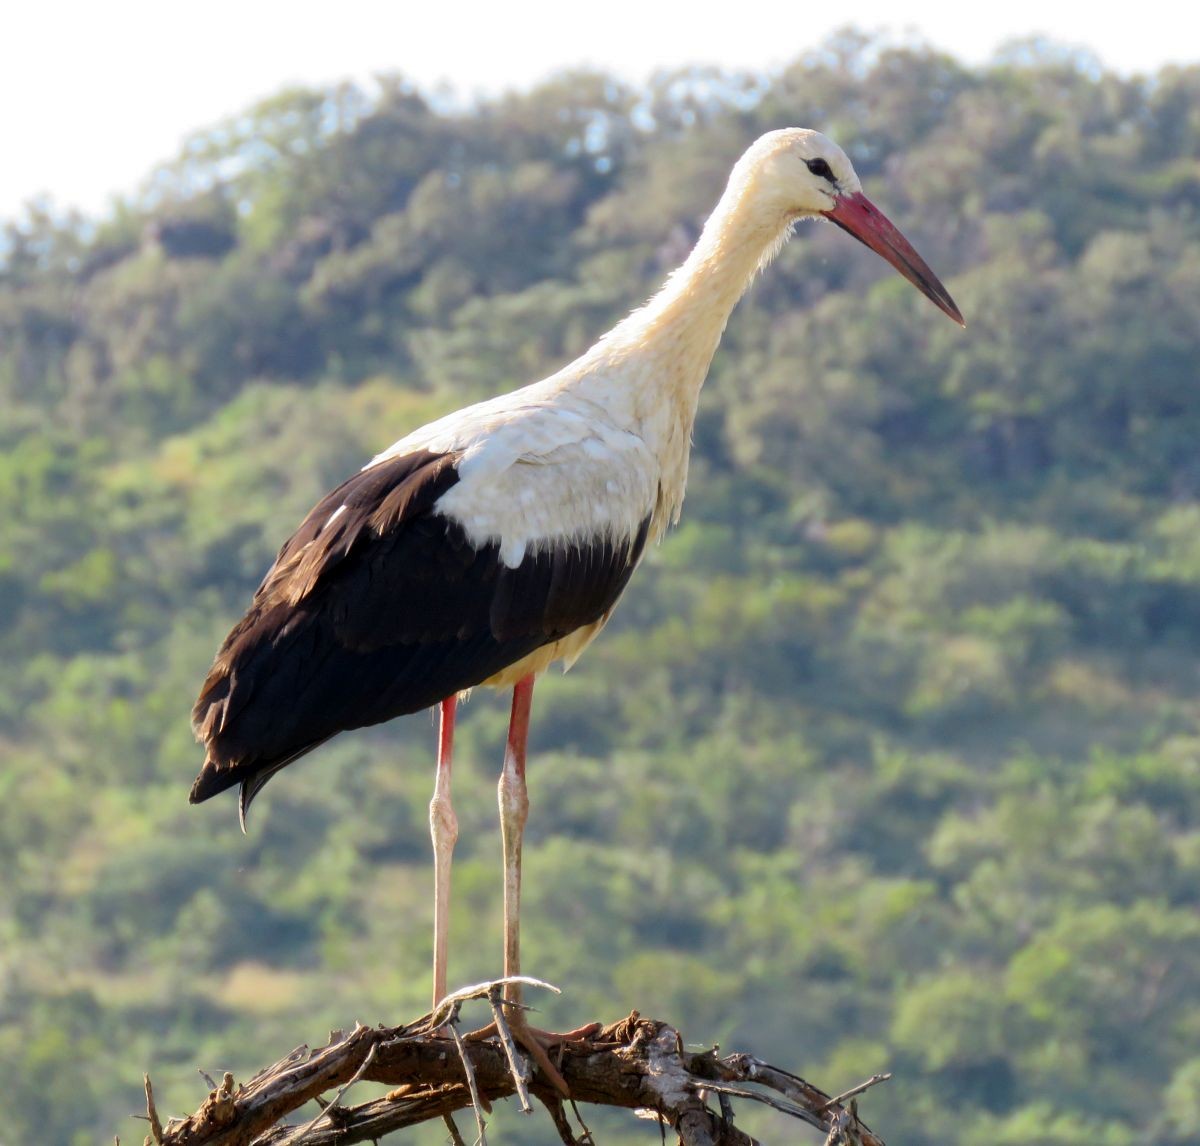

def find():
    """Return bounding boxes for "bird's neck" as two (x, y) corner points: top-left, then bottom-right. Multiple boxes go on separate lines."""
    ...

(584, 184), (792, 533)
(604, 185), (792, 400)
(645, 202), (787, 348)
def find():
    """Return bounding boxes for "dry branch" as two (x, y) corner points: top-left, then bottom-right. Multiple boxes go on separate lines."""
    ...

(152, 986), (889, 1146)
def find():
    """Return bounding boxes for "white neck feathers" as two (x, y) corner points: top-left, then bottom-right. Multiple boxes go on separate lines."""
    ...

(604, 162), (794, 381)
(568, 161), (797, 533)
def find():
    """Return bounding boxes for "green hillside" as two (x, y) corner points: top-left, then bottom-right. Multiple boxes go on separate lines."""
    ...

(3, 33), (1200, 1144)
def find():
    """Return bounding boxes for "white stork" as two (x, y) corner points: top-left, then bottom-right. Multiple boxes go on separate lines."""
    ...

(190, 128), (963, 1085)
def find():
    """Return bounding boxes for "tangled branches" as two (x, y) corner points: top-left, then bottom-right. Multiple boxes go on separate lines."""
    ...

(146, 979), (889, 1146)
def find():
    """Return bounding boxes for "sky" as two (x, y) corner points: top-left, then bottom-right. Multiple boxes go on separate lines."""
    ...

(5, 0), (1198, 223)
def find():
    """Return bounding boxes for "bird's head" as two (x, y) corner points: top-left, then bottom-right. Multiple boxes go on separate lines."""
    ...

(739, 128), (964, 326)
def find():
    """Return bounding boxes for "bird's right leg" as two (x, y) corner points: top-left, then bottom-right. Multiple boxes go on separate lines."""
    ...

(429, 695), (458, 1009)
(494, 677), (579, 1094)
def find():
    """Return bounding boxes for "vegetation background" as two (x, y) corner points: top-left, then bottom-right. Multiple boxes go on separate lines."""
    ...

(3, 30), (1200, 1144)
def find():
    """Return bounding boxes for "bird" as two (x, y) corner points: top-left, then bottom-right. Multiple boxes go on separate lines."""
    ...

(190, 127), (963, 1084)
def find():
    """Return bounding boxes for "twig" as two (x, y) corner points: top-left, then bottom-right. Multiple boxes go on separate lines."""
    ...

(447, 1013), (489, 1146)
(290, 1038), (378, 1143)
(144, 1074), (164, 1145)
(429, 975), (561, 1030)
(568, 1096), (595, 1146)
(717, 1090), (735, 1132)
(723, 1057), (886, 1146)
(688, 1079), (819, 1127)
(821, 1074), (892, 1112)
(486, 983), (533, 1113)
(537, 1095), (580, 1145)
(824, 1107), (857, 1146)
(442, 1113), (467, 1146)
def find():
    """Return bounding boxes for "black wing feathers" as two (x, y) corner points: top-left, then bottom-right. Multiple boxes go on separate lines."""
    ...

(190, 448), (650, 806)
(492, 529), (648, 640)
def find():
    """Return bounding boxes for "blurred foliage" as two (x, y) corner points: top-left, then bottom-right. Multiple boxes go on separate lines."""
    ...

(3, 33), (1200, 1145)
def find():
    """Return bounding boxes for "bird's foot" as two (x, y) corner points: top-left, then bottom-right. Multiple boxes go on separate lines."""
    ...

(466, 1013), (602, 1096)
(425, 977), (585, 1098)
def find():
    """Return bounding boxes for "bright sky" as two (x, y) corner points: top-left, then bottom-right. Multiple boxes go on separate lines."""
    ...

(5, 1), (1197, 223)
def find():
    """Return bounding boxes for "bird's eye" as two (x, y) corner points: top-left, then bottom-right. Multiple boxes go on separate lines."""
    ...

(806, 158), (836, 183)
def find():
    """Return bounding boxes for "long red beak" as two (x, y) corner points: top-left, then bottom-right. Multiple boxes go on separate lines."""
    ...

(824, 192), (965, 327)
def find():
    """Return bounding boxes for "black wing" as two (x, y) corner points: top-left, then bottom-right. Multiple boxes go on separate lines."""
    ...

(190, 448), (650, 807)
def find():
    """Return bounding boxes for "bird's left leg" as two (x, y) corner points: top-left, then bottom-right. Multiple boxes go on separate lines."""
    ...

(495, 675), (575, 1094)
(498, 676), (533, 1008)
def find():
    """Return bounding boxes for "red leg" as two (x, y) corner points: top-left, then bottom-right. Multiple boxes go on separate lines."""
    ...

(496, 675), (580, 1092)
(430, 695), (458, 1009)
(498, 676), (534, 1008)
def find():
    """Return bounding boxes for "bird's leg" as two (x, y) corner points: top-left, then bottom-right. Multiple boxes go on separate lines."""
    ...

(495, 675), (575, 1094)
(498, 676), (533, 1012)
(430, 695), (458, 1010)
